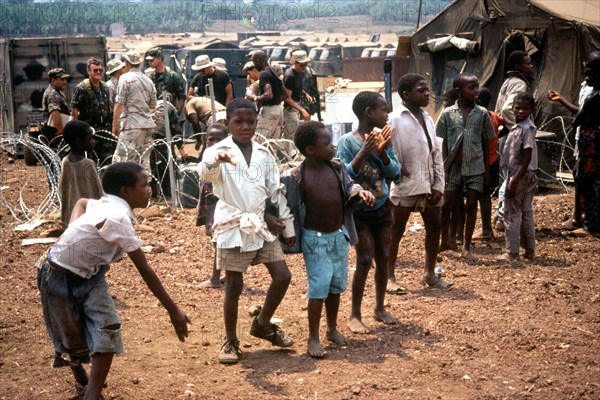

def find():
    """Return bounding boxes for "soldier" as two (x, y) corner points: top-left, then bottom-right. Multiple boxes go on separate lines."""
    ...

(71, 57), (112, 130)
(291, 48), (322, 121)
(41, 67), (71, 138)
(282, 50), (312, 141)
(145, 47), (186, 114)
(187, 55), (233, 106)
(106, 59), (125, 106)
(112, 50), (157, 174)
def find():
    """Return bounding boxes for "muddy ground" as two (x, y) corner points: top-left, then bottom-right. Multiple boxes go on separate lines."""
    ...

(0, 159), (599, 400)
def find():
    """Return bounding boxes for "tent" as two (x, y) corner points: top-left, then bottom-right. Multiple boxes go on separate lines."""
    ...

(409, 0), (600, 131)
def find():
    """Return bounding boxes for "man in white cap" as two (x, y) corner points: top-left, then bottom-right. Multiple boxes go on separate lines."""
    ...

(111, 50), (157, 174)
(105, 59), (125, 106)
(212, 57), (227, 71)
(282, 49), (312, 141)
(187, 54), (233, 106)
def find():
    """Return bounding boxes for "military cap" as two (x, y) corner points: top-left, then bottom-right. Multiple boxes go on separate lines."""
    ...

(145, 47), (163, 60)
(106, 59), (125, 75)
(48, 67), (70, 79)
(123, 50), (143, 65)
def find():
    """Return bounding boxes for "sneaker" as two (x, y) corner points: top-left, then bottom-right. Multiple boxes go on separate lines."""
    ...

(219, 339), (242, 364)
(250, 317), (294, 347)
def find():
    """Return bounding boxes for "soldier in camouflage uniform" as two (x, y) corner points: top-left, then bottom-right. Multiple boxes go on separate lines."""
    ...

(145, 47), (186, 114)
(112, 50), (157, 174)
(42, 68), (72, 138)
(71, 57), (114, 164)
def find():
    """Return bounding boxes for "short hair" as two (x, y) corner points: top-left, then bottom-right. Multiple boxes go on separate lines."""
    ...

(477, 87), (492, 108)
(352, 91), (383, 119)
(453, 73), (478, 89)
(87, 57), (103, 69)
(294, 121), (326, 156)
(514, 92), (535, 108)
(397, 73), (426, 101)
(226, 98), (257, 119)
(62, 120), (93, 148)
(101, 162), (144, 196)
(207, 123), (228, 137)
(506, 50), (529, 71)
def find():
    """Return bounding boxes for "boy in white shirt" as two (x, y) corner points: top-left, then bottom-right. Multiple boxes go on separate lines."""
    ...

(37, 162), (190, 400)
(388, 74), (451, 289)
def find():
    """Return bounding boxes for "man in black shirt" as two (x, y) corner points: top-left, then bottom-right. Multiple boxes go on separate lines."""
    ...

(283, 50), (311, 141)
(187, 55), (233, 106)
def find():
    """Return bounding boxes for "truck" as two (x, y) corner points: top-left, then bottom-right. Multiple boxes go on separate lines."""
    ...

(0, 36), (108, 135)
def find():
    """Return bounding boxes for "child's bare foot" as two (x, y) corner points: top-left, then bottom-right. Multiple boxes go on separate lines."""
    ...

(497, 252), (519, 261)
(348, 316), (370, 334)
(523, 249), (535, 260)
(461, 248), (476, 263)
(199, 279), (223, 288)
(422, 275), (453, 289)
(326, 329), (349, 346)
(373, 309), (398, 325)
(307, 337), (325, 358)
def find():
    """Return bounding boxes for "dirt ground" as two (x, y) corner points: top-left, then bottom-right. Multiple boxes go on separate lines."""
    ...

(1, 158), (599, 400)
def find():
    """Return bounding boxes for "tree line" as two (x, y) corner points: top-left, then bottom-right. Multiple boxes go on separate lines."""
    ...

(0, 0), (450, 37)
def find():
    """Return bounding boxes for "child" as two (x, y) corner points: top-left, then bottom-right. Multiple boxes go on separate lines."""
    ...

(198, 98), (296, 364)
(437, 73), (495, 262)
(196, 123), (228, 288)
(59, 120), (103, 225)
(473, 87), (503, 241)
(283, 121), (374, 357)
(37, 162), (190, 400)
(336, 91), (401, 334)
(388, 74), (451, 289)
(498, 92), (538, 260)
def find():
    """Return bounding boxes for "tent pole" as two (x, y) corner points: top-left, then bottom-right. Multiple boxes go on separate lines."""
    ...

(416, 0), (423, 29)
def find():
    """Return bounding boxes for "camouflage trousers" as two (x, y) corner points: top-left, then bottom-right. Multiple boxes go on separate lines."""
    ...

(112, 128), (154, 174)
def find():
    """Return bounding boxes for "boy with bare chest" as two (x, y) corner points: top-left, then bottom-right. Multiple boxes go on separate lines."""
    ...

(283, 121), (374, 357)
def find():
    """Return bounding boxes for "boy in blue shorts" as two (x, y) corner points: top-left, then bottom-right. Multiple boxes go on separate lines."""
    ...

(283, 121), (374, 357)
(37, 162), (190, 400)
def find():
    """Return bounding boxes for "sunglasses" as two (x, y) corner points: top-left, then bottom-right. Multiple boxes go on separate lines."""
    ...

(91, 68), (104, 73)
(295, 62), (308, 67)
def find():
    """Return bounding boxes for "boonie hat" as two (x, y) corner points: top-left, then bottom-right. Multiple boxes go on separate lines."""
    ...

(48, 68), (70, 79)
(242, 61), (255, 72)
(213, 57), (227, 71)
(106, 59), (125, 75)
(292, 50), (310, 64)
(145, 47), (163, 60)
(123, 50), (143, 65)
(191, 55), (214, 71)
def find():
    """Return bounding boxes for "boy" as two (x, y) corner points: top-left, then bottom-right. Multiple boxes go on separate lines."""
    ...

(59, 120), (103, 225)
(283, 121), (374, 357)
(437, 73), (495, 262)
(198, 98), (296, 364)
(336, 91), (400, 334)
(388, 74), (451, 289)
(196, 123), (229, 288)
(37, 162), (190, 400)
(473, 87), (503, 241)
(498, 92), (538, 260)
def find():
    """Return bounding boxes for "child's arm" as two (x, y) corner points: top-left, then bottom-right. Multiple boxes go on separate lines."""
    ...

(506, 148), (531, 199)
(69, 198), (90, 223)
(197, 151), (236, 183)
(337, 134), (378, 177)
(128, 248), (190, 342)
(547, 90), (579, 114)
(265, 157), (296, 243)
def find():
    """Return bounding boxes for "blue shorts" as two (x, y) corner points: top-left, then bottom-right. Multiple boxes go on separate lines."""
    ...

(37, 257), (124, 367)
(301, 227), (349, 299)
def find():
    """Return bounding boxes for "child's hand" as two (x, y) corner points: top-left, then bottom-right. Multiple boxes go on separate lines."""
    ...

(265, 213), (286, 235)
(215, 152), (237, 166)
(547, 90), (562, 102)
(401, 165), (411, 178)
(506, 178), (518, 199)
(358, 190), (375, 207)
(169, 307), (191, 342)
(376, 125), (393, 153)
(427, 190), (443, 206)
(284, 236), (296, 248)
(360, 131), (379, 156)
